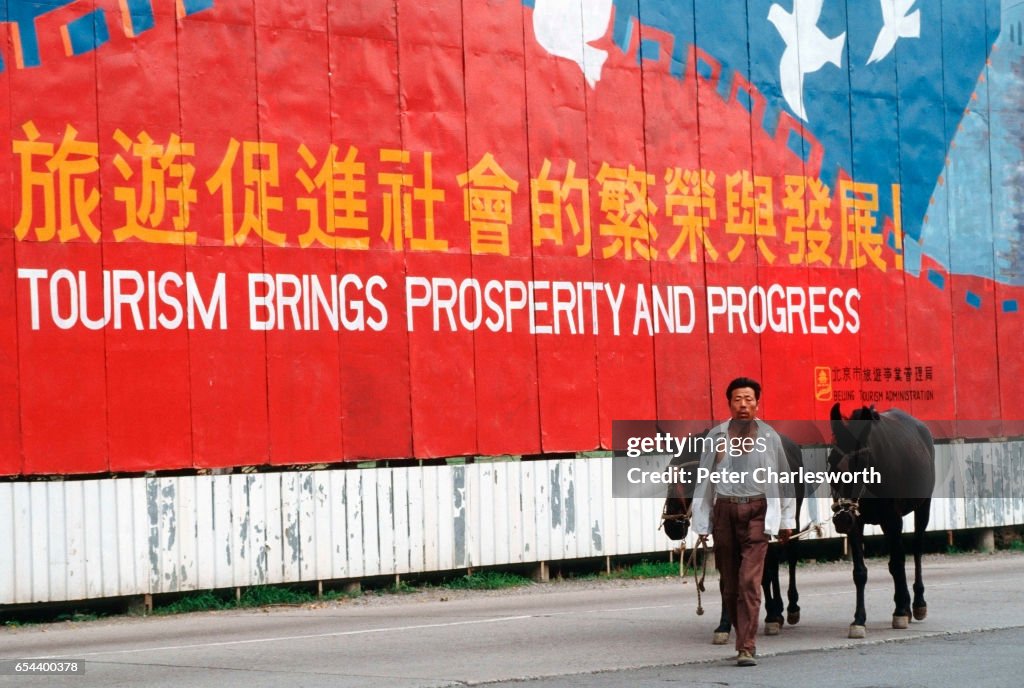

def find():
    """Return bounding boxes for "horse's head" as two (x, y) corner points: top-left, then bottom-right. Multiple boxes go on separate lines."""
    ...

(659, 481), (692, 540)
(829, 403), (877, 469)
(661, 458), (699, 540)
(660, 428), (709, 541)
(828, 403), (878, 533)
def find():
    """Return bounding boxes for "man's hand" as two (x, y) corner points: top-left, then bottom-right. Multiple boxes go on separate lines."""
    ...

(777, 528), (792, 544)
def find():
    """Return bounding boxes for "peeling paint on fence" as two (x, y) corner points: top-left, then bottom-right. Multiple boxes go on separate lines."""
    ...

(550, 463), (562, 531)
(453, 466), (467, 568)
(2, 445), (1024, 605)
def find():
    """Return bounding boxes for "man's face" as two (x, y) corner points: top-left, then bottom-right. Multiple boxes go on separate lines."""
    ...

(729, 387), (759, 422)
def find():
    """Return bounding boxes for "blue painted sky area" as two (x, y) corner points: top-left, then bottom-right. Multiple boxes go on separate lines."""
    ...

(916, 2), (1024, 285)
(605, 0), (1020, 286)
(0, 1), (77, 68)
(0, 0), (213, 68)
(606, 0), (997, 249)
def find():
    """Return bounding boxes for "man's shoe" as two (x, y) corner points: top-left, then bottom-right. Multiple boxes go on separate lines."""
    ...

(736, 650), (757, 667)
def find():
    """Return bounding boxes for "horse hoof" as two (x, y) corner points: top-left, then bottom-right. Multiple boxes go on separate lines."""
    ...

(849, 625), (866, 639)
(892, 615), (910, 629)
(764, 622), (780, 636)
(712, 632), (730, 645)
(787, 611), (801, 626)
(913, 606), (928, 621)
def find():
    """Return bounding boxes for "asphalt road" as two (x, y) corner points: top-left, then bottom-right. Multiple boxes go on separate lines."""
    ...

(483, 626), (1024, 688)
(1, 552), (1021, 688)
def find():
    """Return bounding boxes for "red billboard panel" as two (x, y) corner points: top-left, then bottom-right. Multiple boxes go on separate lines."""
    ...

(0, 0), (1019, 475)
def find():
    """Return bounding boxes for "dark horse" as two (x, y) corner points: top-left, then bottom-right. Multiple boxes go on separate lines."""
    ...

(661, 431), (805, 643)
(829, 403), (935, 638)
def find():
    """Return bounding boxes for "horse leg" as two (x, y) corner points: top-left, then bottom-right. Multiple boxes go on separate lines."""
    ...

(881, 515), (911, 629)
(786, 502), (802, 625)
(713, 576), (731, 645)
(848, 522), (868, 638)
(912, 500), (931, 620)
(761, 545), (783, 635)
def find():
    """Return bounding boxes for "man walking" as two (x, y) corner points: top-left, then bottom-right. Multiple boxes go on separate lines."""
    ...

(691, 377), (796, 666)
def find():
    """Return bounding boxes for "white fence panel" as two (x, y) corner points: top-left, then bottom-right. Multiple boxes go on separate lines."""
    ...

(2, 442), (1024, 605)
(0, 485), (14, 603)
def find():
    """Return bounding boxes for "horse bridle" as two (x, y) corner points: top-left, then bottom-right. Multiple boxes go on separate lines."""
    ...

(660, 467), (694, 532)
(830, 446), (871, 528)
(660, 504), (691, 529)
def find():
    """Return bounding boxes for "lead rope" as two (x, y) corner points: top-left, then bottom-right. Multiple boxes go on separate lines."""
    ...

(684, 534), (710, 615)
(682, 524), (821, 616)
(788, 522), (826, 541)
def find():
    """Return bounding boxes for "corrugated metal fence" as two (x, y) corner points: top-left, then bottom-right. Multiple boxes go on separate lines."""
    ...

(2, 442), (1022, 605)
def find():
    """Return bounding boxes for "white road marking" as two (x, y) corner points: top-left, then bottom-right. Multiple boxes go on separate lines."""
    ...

(26, 606), (674, 660)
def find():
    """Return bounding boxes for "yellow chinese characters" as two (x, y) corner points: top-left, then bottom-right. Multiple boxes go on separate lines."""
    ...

(207, 139), (286, 246)
(596, 162), (658, 260)
(296, 144), (369, 249)
(10, 120), (911, 273)
(724, 170), (776, 263)
(839, 180), (885, 271)
(782, 175), (832, 266)
(112, 129), (197, 245)
(457, 153), (518, 256)
(14, 121), (100, 242)
(530, 159), (592, 257)
(378, 149), (447, 252)
(664, 168), (718, 262)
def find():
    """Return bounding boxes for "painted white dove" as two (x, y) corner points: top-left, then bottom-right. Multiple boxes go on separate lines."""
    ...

(533, 0), (614, 88)
(867, 0), (920, 65)
(768, 0), (846, 122)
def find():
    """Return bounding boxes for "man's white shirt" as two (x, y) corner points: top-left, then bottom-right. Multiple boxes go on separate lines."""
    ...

(690, 419), (797, 537)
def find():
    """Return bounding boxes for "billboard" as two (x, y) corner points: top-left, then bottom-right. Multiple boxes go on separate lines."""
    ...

(0, 0), (1021, 475)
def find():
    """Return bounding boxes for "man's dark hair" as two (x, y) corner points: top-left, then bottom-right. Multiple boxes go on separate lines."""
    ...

(726, 377), (761, 401)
